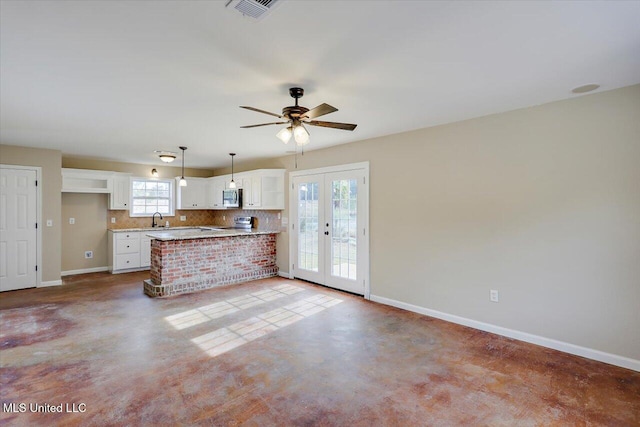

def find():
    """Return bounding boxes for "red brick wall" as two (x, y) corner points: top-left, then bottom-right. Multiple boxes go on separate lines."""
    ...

(146, 234), (278, 297)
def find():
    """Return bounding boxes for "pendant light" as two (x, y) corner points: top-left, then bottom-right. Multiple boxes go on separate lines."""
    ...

(228, 153), (236, 189)
(179, 146), (187, 187)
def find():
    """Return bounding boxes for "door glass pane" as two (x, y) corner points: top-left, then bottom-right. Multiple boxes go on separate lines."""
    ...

(298, 182), (319, 272)
(331, 179), (357, 280)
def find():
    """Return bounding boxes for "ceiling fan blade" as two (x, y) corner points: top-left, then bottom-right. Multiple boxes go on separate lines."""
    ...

(240, 122), (288, 128)
(307, 120), (357, 131)
(301, 103), (338, 120)
(240, 106), (282, 118)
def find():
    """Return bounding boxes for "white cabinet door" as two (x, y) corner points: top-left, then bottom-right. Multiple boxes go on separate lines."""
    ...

(207, 177), (226, 209)
(239, 174), (262, 208)
(140, 237), (151, 267)
(177, 177), (208, 209)
(110, 174), (131, 210)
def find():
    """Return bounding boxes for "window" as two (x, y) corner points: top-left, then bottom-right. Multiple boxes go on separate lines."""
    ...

(130, 178), (174, 217)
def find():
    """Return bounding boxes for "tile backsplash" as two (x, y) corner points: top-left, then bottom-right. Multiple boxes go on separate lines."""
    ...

(107, 209), (282, 230)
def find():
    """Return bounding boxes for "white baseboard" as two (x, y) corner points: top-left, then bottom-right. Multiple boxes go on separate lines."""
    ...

(370, 294), (640, 373)
(39, 279), (62, 287)
(61, 266), (109, 276)
(278, 271), (290, 278)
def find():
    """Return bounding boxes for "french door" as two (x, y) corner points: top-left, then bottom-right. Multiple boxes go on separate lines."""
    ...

(291, 164), (368, 296)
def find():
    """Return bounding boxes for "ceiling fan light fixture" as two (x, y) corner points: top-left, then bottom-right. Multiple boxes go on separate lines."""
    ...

(293, 124), (310, 146)
(276, 126), (292, 144)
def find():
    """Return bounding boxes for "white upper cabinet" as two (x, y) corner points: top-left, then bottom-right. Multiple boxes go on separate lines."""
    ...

(109, 173), (131, 210)
(207, 176), (227, 209)
(62, 168), (112, 193)
(237, 169), (284, 210)
(241, 174), (262, 208)
(176, 177), (208, 209)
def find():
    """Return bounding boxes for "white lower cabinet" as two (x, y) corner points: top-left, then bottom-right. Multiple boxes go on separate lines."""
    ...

(108, 231), (152, 273)
(140, 236), (151, 267)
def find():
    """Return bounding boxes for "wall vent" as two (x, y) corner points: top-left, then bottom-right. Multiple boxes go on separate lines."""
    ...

(226, 0), (282, 20)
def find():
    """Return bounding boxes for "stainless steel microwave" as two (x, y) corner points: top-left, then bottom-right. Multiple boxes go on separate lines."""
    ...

(222, 189), (242, 208)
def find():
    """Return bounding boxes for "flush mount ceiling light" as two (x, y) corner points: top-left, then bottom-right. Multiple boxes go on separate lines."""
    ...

(155, 150), (177, 163)
(240, 87), (357, 147)
(179, 146), (187, 187)
(572, 84), (600, 94)
(229, 153), (237, 189)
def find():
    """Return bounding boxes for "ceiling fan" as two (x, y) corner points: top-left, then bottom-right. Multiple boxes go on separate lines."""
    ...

(240, 87), (357, 146)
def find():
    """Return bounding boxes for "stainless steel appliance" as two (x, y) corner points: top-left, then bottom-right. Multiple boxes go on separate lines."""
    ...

(222, 189), (242, 208)
(233, 216), (254, 229)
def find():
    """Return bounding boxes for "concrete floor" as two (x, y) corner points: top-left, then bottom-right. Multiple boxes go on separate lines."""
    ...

(1, 271), (638, 426)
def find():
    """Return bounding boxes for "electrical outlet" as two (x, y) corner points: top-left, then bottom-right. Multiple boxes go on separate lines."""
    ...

(69, 218), (75, 225)
(84, 251), (93, 259)
(46, 220), (53, 227)
(180, 215), (186, 221)
(111, 217), (116, 224)
(266, 218), (269, 224)
(223, 215), (225, 221)
(277, 212), (281, 219)
(490, 290), (499, 303)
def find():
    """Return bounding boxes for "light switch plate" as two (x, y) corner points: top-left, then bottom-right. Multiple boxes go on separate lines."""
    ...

(111, 217), (116, 224)
(46, 220), (53, 227)
(69, 218), (75, 225)
(180, 215), (186, 221)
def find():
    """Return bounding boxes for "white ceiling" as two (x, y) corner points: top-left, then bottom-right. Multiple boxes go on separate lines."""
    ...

(1, 0), (639, 169)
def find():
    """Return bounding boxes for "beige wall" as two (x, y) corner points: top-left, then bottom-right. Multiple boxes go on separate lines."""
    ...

(0, 144), (62, 283)
(62, 193), (108, 272)
(243, 85), (640, 361)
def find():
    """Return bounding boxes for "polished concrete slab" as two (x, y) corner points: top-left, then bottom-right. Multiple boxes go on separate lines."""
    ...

(1, 271), (638, 425)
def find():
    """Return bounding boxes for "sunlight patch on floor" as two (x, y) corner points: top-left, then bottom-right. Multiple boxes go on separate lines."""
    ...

(164, 283), (304, 330)
(191, 294), (344, 357)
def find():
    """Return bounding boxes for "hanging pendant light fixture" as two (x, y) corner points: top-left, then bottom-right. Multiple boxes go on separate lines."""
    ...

(228, 153), (237, 189)
(179, 146), (187, 187)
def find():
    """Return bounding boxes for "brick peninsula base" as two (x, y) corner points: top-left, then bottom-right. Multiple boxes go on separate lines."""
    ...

(143, 233), (278, 297)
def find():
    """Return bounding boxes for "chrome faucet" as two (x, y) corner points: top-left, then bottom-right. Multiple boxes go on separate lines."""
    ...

(152, 212), (163, 227)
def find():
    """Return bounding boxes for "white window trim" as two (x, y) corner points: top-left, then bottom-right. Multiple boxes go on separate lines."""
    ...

(129, 177), (176, 217)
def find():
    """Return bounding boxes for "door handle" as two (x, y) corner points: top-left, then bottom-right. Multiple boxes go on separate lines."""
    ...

(324, 231), (329, 235)
(326, 223), (329, 227)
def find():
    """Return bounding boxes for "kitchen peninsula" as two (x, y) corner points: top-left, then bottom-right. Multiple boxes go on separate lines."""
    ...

(143, 227), (279, 297)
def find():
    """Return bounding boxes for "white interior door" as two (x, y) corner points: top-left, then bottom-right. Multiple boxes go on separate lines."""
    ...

(0, 168), (38, 291)
(292, 165), (368, 296)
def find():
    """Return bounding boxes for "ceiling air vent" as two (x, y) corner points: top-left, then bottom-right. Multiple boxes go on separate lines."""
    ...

(225, 0), (282, 20)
